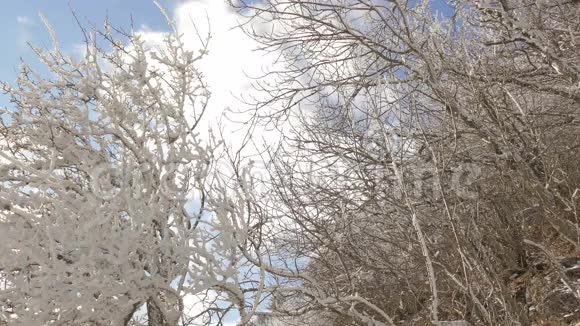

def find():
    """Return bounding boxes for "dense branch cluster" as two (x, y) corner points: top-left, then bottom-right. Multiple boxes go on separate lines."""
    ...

(0, 14), (260, 326)
(232, 0), (580, 325)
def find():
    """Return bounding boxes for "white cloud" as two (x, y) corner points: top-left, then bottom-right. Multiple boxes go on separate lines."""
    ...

(16, 16), (33, 25)
(125, 0), (287, 168)
(168, 0), (284, 155)
(16, 18), (34, 49)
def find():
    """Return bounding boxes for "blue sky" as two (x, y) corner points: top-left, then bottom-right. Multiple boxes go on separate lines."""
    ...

(0, 0), (179, 107)
(0, 0), (281, 164)
(0, 0), (453, 107)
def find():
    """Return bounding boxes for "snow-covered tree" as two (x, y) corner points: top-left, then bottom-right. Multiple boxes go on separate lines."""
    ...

(0, 9), (261, 326)
(228, 0), (580, 324)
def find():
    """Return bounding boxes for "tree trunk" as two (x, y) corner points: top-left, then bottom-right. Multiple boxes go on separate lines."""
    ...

(147, 297), (170, 326)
